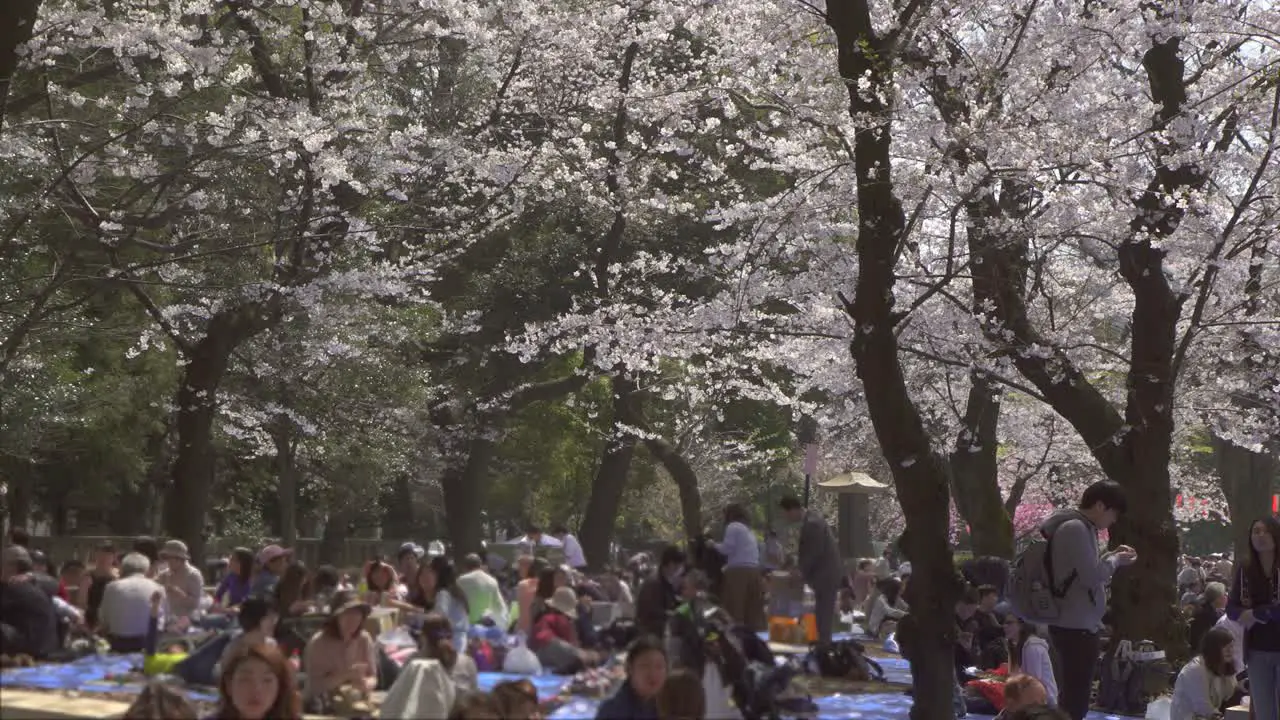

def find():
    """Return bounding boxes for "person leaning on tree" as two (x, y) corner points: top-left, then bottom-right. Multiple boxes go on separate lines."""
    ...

(778, 495), (842, 645)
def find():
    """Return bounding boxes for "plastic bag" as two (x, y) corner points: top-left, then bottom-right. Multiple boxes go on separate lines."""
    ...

(883, 632), (900, 655)
(1143, 696), (1171, 720)
(503, 642), (542, 675)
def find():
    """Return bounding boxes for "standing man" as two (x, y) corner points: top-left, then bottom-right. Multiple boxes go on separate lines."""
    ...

(1039, 480), (1136, 720)
(779, 495), (842, 645)
(551, 525), (587, 570)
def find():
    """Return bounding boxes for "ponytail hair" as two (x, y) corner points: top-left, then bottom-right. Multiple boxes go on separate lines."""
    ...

(420, 611), (457, 671)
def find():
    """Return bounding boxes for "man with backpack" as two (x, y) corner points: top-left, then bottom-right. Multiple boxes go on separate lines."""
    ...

(1007, 480), (1136, 720)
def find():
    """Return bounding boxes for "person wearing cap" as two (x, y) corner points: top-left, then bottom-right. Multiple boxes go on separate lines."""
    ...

(0, 545), (59, 659)
(302, 590), (377, 708)
(98, 552), (165, 653)
(156, 540), (206, 621)
(251, 544), (292, 597)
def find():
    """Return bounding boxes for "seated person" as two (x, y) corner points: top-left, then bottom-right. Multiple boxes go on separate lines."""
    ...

(58, 560), (85, 606)
(213, 548), (255, 610)
(414, 611), (478, 691)
(954, 586), (981, 680)
(81, 542), (119, 628)
(156, 540), (206, 622)
(311, 565), (342, 611)
(634, 546), (685, 639)
(302, 592), (377, 712)
(98, 553), (165, 653)
(595, 635), (668, 720)
(973, 585), (1007, 669)
(1170, 627), (1244, 720)
(530, 586), (597, 674)
(218, 596), (280, 678)
(599, 565), (635, 619)
(574, 585), (601, 649)
(998, 674), (1048, 719)
(1007, 619), (1056, 706)
(1187, 581), (1227, 655)
(867, 576), (908, 639)
(0, 546), (58, 659)
(456, 554), (508, 625)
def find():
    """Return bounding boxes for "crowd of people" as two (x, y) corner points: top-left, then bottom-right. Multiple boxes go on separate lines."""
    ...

(4, 484), (1278, 720)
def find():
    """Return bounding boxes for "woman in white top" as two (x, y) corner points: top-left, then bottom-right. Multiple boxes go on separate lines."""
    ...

(1170, 627), (1243, 720)
(867, 577), (908, 639)
(713, 503), (765, 631)
(1007, 618), (1058, 707)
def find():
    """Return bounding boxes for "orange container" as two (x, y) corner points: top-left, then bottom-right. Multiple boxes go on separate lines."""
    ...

(801, 613), (818, 643)
(769, 616), (801, 644)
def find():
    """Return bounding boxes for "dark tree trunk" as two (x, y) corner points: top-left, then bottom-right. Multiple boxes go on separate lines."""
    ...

(166, 303), (277, 562)
(318, 507), (352, 566)
(578, 375), (639, 569)
(1214, 436), (1278, 562)
(949, 372), (1012, 558)
(0, 0), (40, 128)
(441, 435), (497, 559)
(271, 420), (300, 548)
(381, 474), (417, 541)
(643, 437), (702, 541)
(825, 3), (962, 715)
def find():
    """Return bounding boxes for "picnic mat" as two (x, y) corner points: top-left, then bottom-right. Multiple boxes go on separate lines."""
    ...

(548, 690), (1152, 719)
(476, 671), (570, 701)
(0, 653), (218, 703)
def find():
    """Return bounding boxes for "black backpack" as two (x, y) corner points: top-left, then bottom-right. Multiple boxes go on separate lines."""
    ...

(1096, 639), (1171, 714)
(808, 639), (885, 682)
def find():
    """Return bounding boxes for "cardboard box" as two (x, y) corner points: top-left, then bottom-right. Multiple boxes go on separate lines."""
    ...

(1223, 704), (1250, 720)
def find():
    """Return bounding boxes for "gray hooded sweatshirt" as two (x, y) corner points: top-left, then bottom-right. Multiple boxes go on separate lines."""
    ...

(1042, 509), (1121, 631)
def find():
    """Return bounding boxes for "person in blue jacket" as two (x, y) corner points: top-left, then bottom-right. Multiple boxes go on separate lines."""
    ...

(595, 635), (668, 720)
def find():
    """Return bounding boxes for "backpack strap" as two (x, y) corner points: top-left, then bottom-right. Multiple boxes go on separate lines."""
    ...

(1042, 513), (1081, 599)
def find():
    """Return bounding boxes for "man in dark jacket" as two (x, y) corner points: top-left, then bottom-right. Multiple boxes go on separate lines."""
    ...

(779, 495), (843, 644)
(634, 545), (686, 639)
(0, 546), (59, 659)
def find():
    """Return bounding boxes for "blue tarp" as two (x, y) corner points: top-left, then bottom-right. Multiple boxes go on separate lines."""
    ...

(475, 671), (569, 701)
(548, 691), (1148, 719)
(0, 653), (219, 703)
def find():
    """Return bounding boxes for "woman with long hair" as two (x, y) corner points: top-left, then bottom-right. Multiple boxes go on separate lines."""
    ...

(713, 503), (765, 632)
(273, 562), (313, 617)
(213, 643), (301, 720)
(214, 549), (255, 609)
(1170, 626), (1243, 719)
(1006, 619), (1056, 707)
(408, 557), (471, 645)
(1226, 516), (1280, 719)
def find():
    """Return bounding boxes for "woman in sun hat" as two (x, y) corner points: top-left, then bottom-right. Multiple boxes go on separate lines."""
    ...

(250, 544), (292, 597)
(301, 590), (377, 710)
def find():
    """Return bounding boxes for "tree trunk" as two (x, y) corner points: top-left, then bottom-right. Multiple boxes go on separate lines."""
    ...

(272, 421), (299, 548)
(825, 3), (961, 714)
(318, 507), (352, 566)
(643, 438), (702, 541)
(441, 435), (497, 559)
(381, 474), (417, 541)
(1215, 435), (1278, 562)
(578, 375), (639, 569)
(0, 0), (40, 129)
(949, 372), (1012, 558)
(166, 303), (277, 562)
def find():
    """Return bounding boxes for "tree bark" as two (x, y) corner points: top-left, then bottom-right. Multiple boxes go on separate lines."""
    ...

(165, 301), (278, 561)
(318, 506), (353, 566)
(642, 436), (702, 542)
(949, 372), (1012, 558)
(271, 418), (300, 548)
(825, 2), (962, 716)
(966, 32), (1200, 659)
(441, 435), (497, 559)
(578, 374), (639, 569)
